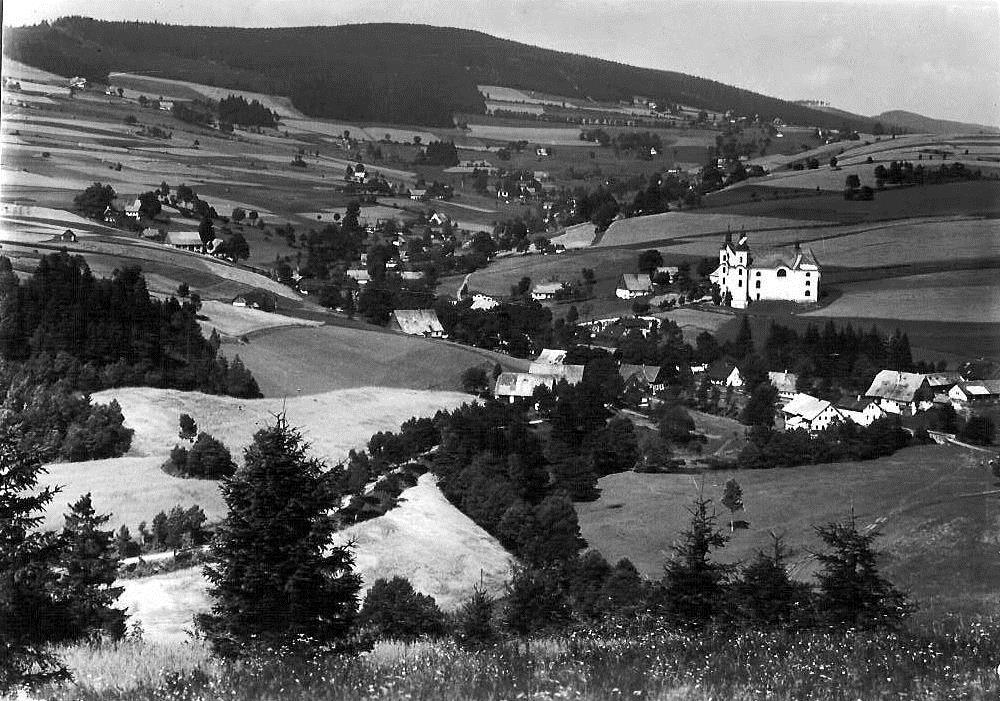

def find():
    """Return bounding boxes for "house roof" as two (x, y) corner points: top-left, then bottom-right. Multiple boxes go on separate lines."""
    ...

(837, 396), (883, 413)
(751, 247), (820, 271)
(955, 380), (1000, 397)
(164, 231), (203, 247)
(768, 371), (798, 394)
(618, 273), (653, 292)
(925, 372), (962, 387)
(783, 393), (836, 421)
(346, 268), (371, 283)
(532, 282), (565, 295)
(619, 364), (663, 384)
(495, 372), (556, 398)
(391, 309), (445, 336)
(865, 370), (928, 402)
(706, 359), (736, 381)
(528, 363), (585, 384)
(534, 349), (567, 366)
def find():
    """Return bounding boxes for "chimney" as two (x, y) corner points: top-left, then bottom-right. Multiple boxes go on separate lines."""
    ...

(725, 227), (732, 245)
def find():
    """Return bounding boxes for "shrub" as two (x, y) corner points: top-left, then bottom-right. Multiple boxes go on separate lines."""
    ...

(358, 576), (445, 640)
(164, 433), (235, 479)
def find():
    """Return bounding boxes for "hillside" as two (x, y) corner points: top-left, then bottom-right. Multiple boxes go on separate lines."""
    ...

(3, 17), (876, 129)
(117, 474), (514, 641)
(874, 110), (999, 135)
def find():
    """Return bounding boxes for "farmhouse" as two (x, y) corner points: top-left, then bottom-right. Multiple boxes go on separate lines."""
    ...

(653, 265), (679, 281)
(164, 231), (204, 251)
(619, 364), (668, 394)
(782, 393), (844, 432)
(429, 212), (452, 228)
(494, 372), (556, 404)
(865, 370), (933, 416)
(710, 233), (820, 309)
(408, 188), (428, 201)
(948, 381), (1000, 412)
(57, 229), (77, 243)
(837, 397), (888, 427)
(345, 268), (371, 286)
(616, 273), (654, 299)
(531, 281), (566, 301)
(534, 348), (568, 366)
(768, 371), (798, 402)
(528, 362), (585, 385)
(535, 147), (551, 157)
(389, 309), (446, 338)
(470, 293), (500, 311)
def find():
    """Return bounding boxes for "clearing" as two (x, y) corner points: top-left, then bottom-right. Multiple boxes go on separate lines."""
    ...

(596, 211), (826, 248)
(577, 444), (1000, 616)
(235, 324), (530, 396)
(38, 386), (473, 531)
(119, 473), (514, 642)
(197, 300), (324, 338)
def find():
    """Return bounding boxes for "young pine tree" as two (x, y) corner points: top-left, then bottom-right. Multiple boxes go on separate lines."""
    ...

(657, 495), (729, 624)
(454, 586), (498, 649)
(59, 494), (127, 640)
(197, 416), (361, 656)
(0, 430), (72, 689)
(730, 533), (811, 627)
(813, 514), (912, 628)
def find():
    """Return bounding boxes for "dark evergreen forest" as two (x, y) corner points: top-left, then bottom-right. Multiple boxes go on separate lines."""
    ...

(4, 18), (877, 129)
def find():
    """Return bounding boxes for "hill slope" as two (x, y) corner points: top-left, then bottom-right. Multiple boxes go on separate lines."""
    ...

(3, 17), (875, 129)
(873, 110), (999, 134)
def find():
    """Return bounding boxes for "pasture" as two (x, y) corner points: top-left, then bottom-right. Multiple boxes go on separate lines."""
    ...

(37, 385), (473, 532)
(234, 324), (530, 396)
(577, 444), (1000, 615)
(596, 211), (826, 248)
(197, 300), (324, 338)
(114, 473), (513, 642)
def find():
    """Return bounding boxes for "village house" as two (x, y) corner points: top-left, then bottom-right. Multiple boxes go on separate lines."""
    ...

(705, 360), (743, 388)
(836, 396), (888, 427)
(164, 231), (204, 251)
(782, 393), (844, 432)
(768, 371), (799, 403)
(865, 370), (934, 416)
(470, 293), (500, 311)
(619, 364), (669, 395)
(528, 362), (585, 385)
(408, 188), (428, 201)
(534, 349), (568, 366)
(531, 281), (566, 301)
(429, 212), (452, 228)
(345, 163), (367, 184)
(709, 233), (821, 309)
(616, 273), (654, 299)
(389, 309), (447, 338)
(399, 270), (426, 282)
(653, 265), (679, 282)
(345, 268), (371, 286)
(535, 147), (551, 157)
(948, 380), (1000, 413)
(494, 372), (556, 404)
(57, 229), (77, 243)
(140, 227), (164, 240)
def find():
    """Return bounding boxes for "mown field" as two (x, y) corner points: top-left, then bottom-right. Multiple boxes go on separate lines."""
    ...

(38, 386), (473, 531)
(234, 324), (530, 396)
(578, 444), (1000, 616)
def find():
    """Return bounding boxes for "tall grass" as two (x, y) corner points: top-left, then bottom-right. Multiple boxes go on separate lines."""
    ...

(39, 616), (1000, 700)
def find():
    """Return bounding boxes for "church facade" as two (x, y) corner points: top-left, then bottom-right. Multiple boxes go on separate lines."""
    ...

(709, 233), (820, 309)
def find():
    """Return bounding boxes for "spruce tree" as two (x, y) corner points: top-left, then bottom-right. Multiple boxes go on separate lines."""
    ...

(503, 564), (571, 636)
(454, 586), (498, 649)
(731, 533), (810, 626)
(197, 416), (361, 656)
(657, 496), (729, 624)
(0, 430), (71, 689)
(813, 515), (911, 628)
(59, 494), (127, 640)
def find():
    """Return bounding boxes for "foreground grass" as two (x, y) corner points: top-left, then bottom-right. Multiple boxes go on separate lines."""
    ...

(44, 618), (1000, 700)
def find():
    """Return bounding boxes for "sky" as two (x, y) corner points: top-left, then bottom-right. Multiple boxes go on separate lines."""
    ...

(3, 0), (999, 126)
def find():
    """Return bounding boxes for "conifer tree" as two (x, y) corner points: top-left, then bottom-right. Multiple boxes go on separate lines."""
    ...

(503, 564), (570, 636)
(657, 495), (729, 624)
(454, 586), (498, 649)
(197, 416), (361, 656)
(730, 533), (810, 626)
(813, 515), (911, 628)
(0, 430), (71, 689)
(58, 493), (127, 640)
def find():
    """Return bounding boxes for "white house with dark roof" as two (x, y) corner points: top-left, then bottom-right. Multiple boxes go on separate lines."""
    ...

(948, 380), (1000, 412)
(837, 397), (888, 427)
(782, 393), (844, 432)
(710, 233), (820, 309)
(616, 273), (654, 299)
(389, 309), (446, 338)
(865, 370), (933, 415)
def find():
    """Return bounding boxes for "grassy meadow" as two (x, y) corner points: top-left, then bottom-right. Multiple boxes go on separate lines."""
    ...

(577, 444), (1000, 617)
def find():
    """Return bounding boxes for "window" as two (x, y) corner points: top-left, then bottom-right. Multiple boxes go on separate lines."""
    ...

(756, 293), (761, 300)
(756, 271), (761, 276)
(805, 272), (811, 277)
(805, 290), (811, 296)
(755, 281), (761, 288)
(776, 269), (787, 278)
(805, 280), (810, 286)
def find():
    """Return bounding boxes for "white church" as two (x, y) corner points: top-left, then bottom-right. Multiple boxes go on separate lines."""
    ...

(709, 232), (821, 309)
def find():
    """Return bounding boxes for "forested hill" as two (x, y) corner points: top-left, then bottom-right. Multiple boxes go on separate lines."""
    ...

(4, 17), (875, 130)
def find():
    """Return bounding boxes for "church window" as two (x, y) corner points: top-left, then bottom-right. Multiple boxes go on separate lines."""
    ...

(776, 269), (787, 277)
(805, 290), (811, 297)
(755, 281), (761, 289)
(805, 280), (810, 286)
(805, 272), (811, 277)
(756, 271), (761, 276)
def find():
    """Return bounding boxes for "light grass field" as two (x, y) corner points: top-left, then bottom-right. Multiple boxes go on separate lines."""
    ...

(596, 211), (826, 247)
(37, 386), (473, 532)
(235, 324), (530, 396)
(197, 300), (324, 338)
(113, 473), (512, 642)
(807, 269), (1000, 322)
(550, 222), (596, 249)
(463, 123), (585, 145)
(109, 72), (306, 118)
(577, 444), (1000, 615)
